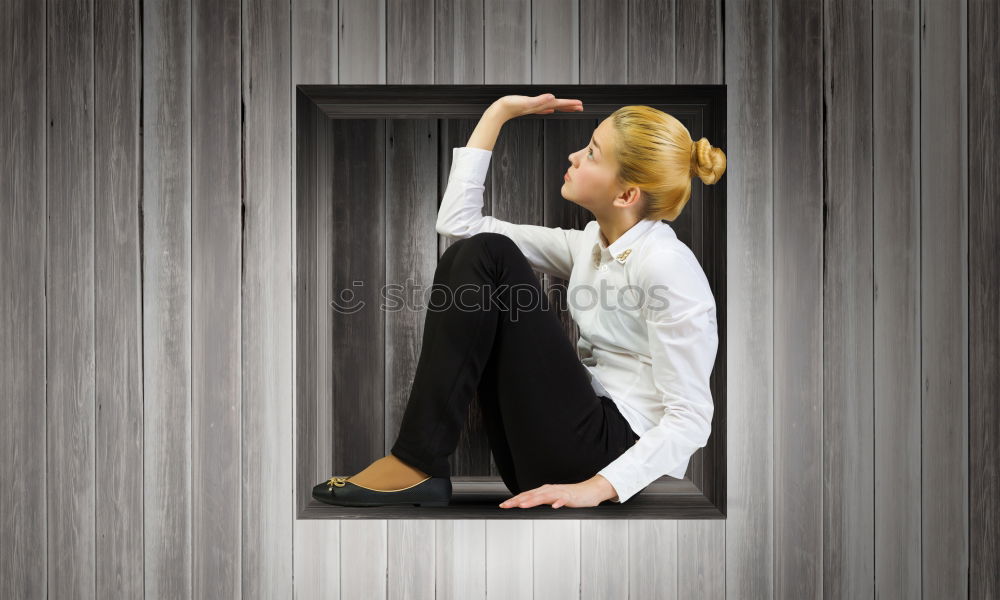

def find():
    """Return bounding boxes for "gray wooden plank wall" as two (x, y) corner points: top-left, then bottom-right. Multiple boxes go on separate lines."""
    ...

(1, 0), (995, 598)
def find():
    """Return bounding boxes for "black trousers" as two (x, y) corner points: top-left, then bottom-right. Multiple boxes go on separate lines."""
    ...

(390, 231), (640, 495)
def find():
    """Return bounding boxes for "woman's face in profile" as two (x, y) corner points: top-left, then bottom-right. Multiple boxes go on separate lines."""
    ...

(561, 117), (621, 214)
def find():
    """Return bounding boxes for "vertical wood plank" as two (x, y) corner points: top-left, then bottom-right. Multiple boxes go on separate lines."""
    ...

(630, 522), (678, 599)
(825, 0), (876, 598)
(94, 0), (144, 596)
(434, 0), (485, 84)
(0, 0), (48, 598)
(628, 0), (675, 84)
(920, 0), (968, 596)
(582, 520), (629, 599)
(723, 0), (775, 598)
(872, 0), (922, 595)
(242, 0), (294, 595)
(580, 0), (627, 84)
(142, 0), (192, 596)
(773, 0), (824, 597)
(387, 0), (434, 83)
(535, 520), (581, 599)
(435, 521), (487, 600)
(47, 0), (96, 595)
(293, 518), (342, 600)
(968, 0), (1000, 595)
(340, 0), (386, 83)
(532, 0), (579, 84)
(192, 0), (243, 595)
(484, 0), (531, 83)
(341, 520), (389, 599)
(486, 523), (533, 598)
(328, 119), (386, 473)
(388, 519), (434, 600)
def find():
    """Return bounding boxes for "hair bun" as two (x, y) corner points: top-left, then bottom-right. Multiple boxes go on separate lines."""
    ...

(690, 137), (727, 185)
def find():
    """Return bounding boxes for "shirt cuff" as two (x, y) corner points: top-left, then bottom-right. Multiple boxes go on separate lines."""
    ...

(597, 458), (645, 504)
(451, 146), (492, 184)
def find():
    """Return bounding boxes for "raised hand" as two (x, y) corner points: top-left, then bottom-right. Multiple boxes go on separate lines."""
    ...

(493, 93), (584, 120)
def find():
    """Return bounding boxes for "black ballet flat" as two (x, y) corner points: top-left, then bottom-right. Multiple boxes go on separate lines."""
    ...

(312, 475), (452, 507)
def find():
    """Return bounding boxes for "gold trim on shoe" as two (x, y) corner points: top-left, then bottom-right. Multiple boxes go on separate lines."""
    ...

(326, 475), (433, 492)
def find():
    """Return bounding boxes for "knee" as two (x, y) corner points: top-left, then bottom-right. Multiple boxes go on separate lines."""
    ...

(445, 232), (517, 263)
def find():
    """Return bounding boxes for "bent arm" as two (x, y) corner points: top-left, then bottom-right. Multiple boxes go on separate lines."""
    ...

(438, 146), (585, 280)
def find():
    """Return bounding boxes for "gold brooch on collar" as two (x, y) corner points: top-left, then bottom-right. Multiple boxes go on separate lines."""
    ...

(615, 248), (633, 264)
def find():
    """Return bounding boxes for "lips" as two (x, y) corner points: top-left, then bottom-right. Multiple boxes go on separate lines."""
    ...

(564, 172), (571, 181)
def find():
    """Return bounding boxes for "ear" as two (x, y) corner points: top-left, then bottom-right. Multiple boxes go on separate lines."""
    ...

(615, 185), (644, 209)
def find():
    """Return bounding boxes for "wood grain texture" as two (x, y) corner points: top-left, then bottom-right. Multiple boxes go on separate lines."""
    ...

(723, 0), (775, 599)
(435, 0), (485, 84)
(47, 0), (96, 596)
(388, 0), (434, 84)
(825, 0), (875, 598)
(329, 119), (386, 475)
(94, 0), (144, 597)
(920, 0), (969, 596)
(192, 0), (243, 596)
(872, 0), (922, 597)
(773, 0), (825, 597)
(142, 0), (193, 597)
(3, 0), (988, 598)
(242, 0), (294, 595)
(969, 0), (1000, 595)
(580, 0), (627, 84)
(484, 0), (530, 84)
(0, 0), (47, 598)
(434, 521), (487, 599)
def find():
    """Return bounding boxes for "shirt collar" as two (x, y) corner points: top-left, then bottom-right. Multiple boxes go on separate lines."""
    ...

(594, 218), (659, 264)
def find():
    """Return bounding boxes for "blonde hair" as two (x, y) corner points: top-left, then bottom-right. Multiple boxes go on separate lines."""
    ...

(607, 105), (726, 221)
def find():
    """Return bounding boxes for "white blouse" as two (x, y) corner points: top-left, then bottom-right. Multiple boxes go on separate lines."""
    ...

(435, 146), (719, 504)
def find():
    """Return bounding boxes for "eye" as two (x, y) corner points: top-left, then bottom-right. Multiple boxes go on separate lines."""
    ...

(587, 147), (594, 160)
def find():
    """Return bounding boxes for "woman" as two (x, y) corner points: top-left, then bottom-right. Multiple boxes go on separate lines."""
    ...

(313, 93), (726, 508)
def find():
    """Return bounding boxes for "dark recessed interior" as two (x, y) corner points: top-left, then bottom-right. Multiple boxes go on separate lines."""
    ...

(295, 84), (727, 519)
